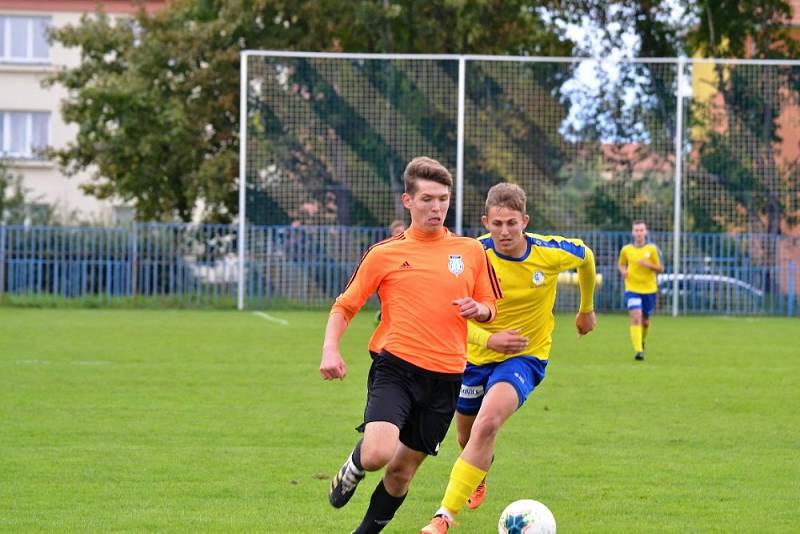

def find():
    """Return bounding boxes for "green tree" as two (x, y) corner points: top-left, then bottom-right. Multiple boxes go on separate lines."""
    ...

(47, 0), (568, 223)
(0, 160), (56, 225)
(0, 160), (27, 224)
(537, 1), (694, 231)
(543, 1), (800, 235)
(687, 0), (800, 235)
(47, 1), (330, 222)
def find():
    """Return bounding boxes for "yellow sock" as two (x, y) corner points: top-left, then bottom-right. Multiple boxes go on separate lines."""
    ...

(642, 324), (649, 343)
(440, 457), (487, 517)
(630, 325), (643, 352)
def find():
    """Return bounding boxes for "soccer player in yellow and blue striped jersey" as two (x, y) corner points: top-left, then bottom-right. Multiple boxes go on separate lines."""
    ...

(420, 183), (597, 534)
(618, 220), (663, 361)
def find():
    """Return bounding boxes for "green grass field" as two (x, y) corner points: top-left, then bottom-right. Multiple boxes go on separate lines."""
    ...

(1, 308), (798, 533)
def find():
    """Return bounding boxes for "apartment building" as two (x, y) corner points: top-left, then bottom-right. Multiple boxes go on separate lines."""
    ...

(0, 0), (165, 224)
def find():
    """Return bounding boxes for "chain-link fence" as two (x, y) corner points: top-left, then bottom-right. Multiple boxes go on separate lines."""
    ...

(2, 223), (797, 315)
(240, 52), (800, 314)
(1, 54), (797, 314)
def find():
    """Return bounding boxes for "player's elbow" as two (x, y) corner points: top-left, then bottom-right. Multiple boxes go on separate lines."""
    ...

(330, 303), (356, 323)
(579, 262), (596, 277)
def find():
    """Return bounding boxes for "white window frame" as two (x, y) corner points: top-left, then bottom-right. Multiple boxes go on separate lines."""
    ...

(0, 111), (51, 160)
(0, 16), (51, 64)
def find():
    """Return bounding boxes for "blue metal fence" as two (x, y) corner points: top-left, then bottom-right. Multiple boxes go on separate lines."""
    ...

(0, 224), (241, 306)
(0, 223), (797, 315)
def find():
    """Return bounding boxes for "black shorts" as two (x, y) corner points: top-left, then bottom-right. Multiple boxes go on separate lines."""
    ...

(357, 351), (462, 456)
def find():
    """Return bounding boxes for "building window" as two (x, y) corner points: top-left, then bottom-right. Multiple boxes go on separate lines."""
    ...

(0, 16), (51, 64)
(25, 203), (53, 226)
(113, 206), (136, 226)
(1, 111), (51, 160)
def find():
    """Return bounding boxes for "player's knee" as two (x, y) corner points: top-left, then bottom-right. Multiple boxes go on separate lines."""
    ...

(384, 462), (415, 492)
(359, 442), (394, 470)
(471, 414), (503, 443)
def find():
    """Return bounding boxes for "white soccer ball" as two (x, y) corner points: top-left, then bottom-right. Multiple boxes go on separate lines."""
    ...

(498, 499), (556, 534)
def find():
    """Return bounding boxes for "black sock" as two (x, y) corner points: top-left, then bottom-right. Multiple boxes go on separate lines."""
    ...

(351, 479), (406, 534)
(351, 439), (364, 471)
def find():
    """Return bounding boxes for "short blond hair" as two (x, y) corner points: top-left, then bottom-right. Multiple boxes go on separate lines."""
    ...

(403, 157), (453, 195)
(389, 219), (405, 235)
(485, 182), (526, 214)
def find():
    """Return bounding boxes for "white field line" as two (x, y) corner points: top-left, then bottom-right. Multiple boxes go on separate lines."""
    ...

(16, 360), (112, 365)
(253, 311), (289, 326)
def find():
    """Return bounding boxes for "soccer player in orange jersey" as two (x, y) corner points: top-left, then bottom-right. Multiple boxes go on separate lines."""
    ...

(320, 157), (501, 534)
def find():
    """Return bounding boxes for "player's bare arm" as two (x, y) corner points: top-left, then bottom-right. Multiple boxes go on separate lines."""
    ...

(487, 329), (529, 354)
(320, 312), (349, 380)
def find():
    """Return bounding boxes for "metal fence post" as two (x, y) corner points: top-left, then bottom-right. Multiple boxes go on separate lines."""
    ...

(672, 56), (685, 317)
(455, 55), (466, 236)
(789, 260), (795, 317)
(238, 51), (248, 311)
(131, 222), (138, 300)
(0, 223), (5, 303)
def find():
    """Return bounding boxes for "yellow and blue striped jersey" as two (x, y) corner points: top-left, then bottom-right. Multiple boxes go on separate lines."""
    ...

(467, 232), (596, 365)
(618, 243), (661, 294)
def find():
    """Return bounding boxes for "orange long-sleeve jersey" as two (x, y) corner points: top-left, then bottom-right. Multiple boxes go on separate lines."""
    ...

(332, 226), (500, 374)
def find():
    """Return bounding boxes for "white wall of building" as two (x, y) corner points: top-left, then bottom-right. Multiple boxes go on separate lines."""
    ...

(1, 9), (129, 225)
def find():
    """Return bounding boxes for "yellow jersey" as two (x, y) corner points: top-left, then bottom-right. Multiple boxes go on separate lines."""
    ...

(467, 232), (596, 365)
(618, 243), (661, 294)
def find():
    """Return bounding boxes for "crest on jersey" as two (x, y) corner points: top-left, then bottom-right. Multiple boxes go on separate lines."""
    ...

(532, 270), (545, 286)
(448, 255), (464, 276)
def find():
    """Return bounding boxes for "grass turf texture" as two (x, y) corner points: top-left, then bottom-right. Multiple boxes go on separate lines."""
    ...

(1, 309), (798, 533)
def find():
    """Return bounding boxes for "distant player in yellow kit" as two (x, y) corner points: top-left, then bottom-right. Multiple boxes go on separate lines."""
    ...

(420, 183), (597, 533)
(618, 220), (664, 361)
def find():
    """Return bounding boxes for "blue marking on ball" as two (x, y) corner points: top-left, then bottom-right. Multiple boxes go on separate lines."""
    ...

(503, 513), (529, 534)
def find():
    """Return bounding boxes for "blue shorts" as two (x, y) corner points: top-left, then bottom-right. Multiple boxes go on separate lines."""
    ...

(625, 291), (657, 318)
(456, 355), (548, 416)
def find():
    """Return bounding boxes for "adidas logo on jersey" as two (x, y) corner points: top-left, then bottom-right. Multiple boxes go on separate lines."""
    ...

(400, 261), (412, 269)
